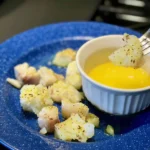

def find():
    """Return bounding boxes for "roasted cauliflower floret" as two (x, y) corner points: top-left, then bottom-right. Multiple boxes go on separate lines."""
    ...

(109, 34), (143, 67)
(6, 78), (22, 89)
(38, 106), (60, 134)
(66, 61), (82, 89)
(105, 125), (114, 136)
(14, 62), (40, 85)
(66, 61), (80, 76)
(62, 99), (89, 119)
(38, 67), (64, 86)
(20, 84), (53, 114)
(86, 113), (100, 128)
(49, 81), (83, 103)
(66, 74), (82, 90)
(53, 48), (76, 67)
(55, 114), (95, 142)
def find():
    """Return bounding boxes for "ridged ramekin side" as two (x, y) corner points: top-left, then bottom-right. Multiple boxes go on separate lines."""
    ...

(82, 77), (150, 115)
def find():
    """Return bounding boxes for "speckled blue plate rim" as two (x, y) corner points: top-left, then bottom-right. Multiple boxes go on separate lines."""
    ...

(0, 22), (149, 150)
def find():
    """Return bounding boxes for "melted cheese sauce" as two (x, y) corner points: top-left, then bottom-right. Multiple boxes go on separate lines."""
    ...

(85, 48), (150, 89)
(88, 62), (150, 89)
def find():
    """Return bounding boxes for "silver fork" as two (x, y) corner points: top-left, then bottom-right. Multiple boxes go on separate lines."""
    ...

(139, 29), (150, 55)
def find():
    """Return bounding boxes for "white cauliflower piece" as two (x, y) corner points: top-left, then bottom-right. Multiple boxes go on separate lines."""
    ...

(38, 106), (60, 134)
(62, 99), (89, 119)
(124, 33), (141, 48)
(54, 114), (95, 142)
(66, 61), (82, 89)
(38, 67), (64, 86)
(66, 61), (80, 76)
(66, 74), (82, 90)
(20, 84), (53, 115)
(14, 63), (29, 81)
(49, 81), (83, 103)
(39, 127), (47, 135)
(86, 113), (100, 128)
(6, 78), (22, 89)
(53, 48), (76, 67)
(109, 34), (143, 67)
(14, 62), (40, 85)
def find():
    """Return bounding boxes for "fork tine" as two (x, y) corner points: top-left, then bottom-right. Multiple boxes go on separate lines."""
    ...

(141, 39), (149, 47)
(142, 41), (149, 47)
(139, 29), (150, 55)
(140, 37), (146, 42)
(143, 47), (150, 55)
(140, 29), (150, 41)
(143, 44), (150, 51)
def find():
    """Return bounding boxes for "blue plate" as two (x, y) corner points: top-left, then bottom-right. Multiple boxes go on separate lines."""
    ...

(0, 22), (150, 150)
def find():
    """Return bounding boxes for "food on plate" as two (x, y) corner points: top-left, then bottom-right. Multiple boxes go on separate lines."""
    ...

(88, 62), (150, 89)
(20, 84), (53, 114)
(8, 45), (126, 143)
(86, 113), (100, 128)
(49, 81), (83, 103)
(109, 34), (142, 68)
(39, 127), (47, 135)
(54, 114), (95, 142)
(38, 67), (64, 86)
(66, 61), (80, 75)
(14, 62), (40, 85)
(6, 78), (22, 89)
(105, 125), (114, 136)
(52, 48), (76, 67)
(66, 74), (82, 90)
(61, 99), (89, 119)
(66, 61), (82, 89)
(38, 106), (60, 134)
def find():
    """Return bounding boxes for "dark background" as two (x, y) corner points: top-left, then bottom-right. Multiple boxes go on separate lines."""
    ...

(0, 0), (150, 43)
(0, 0), (100, 43)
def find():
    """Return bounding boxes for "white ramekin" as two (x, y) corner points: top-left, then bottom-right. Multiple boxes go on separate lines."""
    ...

(76, 35), (150, 115)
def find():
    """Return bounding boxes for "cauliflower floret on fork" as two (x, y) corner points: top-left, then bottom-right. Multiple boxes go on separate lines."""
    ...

(109, 34), (143, 67)
(38, 106), (60, 134)
(38, 67), (64, 86)
(54, 114), (95, 142)
(61, 99), (89, 119)
(48, 81), (83, 103)
(20, 84), (53, 115)
(14, 62), (40, 85)
(52, 48), (76, 67)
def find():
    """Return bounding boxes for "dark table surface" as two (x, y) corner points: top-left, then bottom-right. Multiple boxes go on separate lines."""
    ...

(0, 0), (100, 149)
